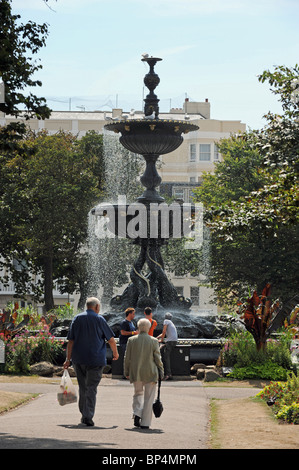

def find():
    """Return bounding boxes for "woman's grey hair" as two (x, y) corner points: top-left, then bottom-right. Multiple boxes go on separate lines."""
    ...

(86, 297), (101, 309)
(137, 318), (151, 333)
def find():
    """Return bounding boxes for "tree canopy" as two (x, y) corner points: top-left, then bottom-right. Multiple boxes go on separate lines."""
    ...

(193, 65), (299, 306)
(0, 0), (51, 121)
(0, 130), (103, 311)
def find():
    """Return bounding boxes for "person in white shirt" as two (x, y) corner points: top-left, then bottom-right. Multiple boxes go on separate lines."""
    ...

(157, 312), (177, 380)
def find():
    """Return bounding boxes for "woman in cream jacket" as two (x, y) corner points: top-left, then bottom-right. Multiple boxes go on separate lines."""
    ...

(124, 318), (164, 429)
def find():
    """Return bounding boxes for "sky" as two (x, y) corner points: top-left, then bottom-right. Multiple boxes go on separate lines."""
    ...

(11, 0), (299, 130)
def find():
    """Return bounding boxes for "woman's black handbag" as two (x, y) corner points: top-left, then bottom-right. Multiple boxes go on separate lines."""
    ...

(153, 377), (163, 418)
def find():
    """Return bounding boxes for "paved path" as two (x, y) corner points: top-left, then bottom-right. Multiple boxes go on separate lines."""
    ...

(0, 378), (261, 450)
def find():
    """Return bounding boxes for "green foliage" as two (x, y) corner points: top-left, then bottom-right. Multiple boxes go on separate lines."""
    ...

(74, 130), (105, 193)
(7, 304), (75, 332)
(228, 363), (288, 381)
(161, 234), (209, 279)
(50, 304), (75, 320)
(222, 330), (294, 380)
(0, 130), (102, 310)
(28, 331), (64, 366)
(193, 134), (265, 208)
(192, 65), (299, 305)
(222, 331), (258, 367)
(0, 0), (51, 120)
(13, 305), (45, 330)
(257, 372), (299, 424)
(276, 403), (299, 424)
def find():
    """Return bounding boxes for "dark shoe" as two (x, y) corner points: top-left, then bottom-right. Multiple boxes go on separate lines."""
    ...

(81, 417), (94, 426)
(141, 426), (149, 429)
(134, 415), (141, 427)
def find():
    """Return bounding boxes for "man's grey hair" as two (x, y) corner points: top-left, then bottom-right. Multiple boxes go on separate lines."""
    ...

(86, 297), (101, 309)
(137, 318), (151, 333)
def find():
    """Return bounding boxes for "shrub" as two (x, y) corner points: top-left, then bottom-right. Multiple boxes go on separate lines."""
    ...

(2, 333), (32, 374)
(228, 362), (289, 381)
(221, 330), (294, 377)
(1, 330), (65, 375)
(51, 304), (75, 320)
(28, 330), (65, 365)
(222, 331), (258, 367)
(9, 303), (76, 331)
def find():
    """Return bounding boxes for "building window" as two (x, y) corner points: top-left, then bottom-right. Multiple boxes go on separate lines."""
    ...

(12, 258), (27, 271)
(172, 186), (198, 203)
(214, 144), (220, 161)
(190, 286), (200, 306)
(189, 143), (196, 162)
(176, 286), (184, 296)
(173, 187), (184, 200)
(199, 144), (211, 161)
(189, 176), (196, 183)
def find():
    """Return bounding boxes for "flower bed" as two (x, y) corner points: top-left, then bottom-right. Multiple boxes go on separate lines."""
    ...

(0, 329), (65, 374)
(256, 372), (299, 424)
(0, 304), (74, 374)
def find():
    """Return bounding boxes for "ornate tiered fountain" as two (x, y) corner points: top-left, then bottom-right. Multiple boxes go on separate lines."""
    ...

(47, 57), (231, 369)
(89, 57), (229, 369)
(97, 56), (200, 317)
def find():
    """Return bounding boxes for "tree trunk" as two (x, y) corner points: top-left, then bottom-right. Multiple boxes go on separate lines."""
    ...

(77, 279), (89, 311)
(44, 255), (54, 312)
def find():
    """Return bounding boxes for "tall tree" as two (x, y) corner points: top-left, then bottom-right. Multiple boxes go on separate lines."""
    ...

(0, 130), (101, 311)
(193, 65), (299, 306)
(54, 131), (106, 310)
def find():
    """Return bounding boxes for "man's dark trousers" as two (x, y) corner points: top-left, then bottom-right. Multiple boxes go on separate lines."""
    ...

(74, 364), (103, 421)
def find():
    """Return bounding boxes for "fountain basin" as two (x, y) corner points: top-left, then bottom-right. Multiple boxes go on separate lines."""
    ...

(104, 119), (199, 155)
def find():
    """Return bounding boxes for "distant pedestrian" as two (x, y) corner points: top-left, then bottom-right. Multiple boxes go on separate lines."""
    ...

(119, 307), (138, 354)
(144, 306), (157, 336)
(124, 318), (164, 429)
(157, 312), (177, 380)
(64, 297), (118, 426)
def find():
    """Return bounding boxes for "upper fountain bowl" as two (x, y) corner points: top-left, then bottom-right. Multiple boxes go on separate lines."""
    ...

(104, 118), (199, 155)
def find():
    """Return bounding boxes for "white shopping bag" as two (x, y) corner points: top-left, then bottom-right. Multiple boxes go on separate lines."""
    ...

(57, 369), (77, 406)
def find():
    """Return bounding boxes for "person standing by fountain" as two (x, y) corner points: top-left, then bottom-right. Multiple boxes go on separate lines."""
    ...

(157, 312), (178, 381)
(124, 318), (164, 429)
(64, 297), (119, 426)
(119, 307), (138, 354)
(144, 306), (157, 336)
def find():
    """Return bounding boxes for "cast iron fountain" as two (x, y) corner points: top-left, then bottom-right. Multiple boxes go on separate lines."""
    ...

(46, 57), (247, 370)
(95, 56), (200, 317)
(87, 57), (237, 363)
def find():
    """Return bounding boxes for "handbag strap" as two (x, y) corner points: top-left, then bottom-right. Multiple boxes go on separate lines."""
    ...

(157, 376), (162, 400)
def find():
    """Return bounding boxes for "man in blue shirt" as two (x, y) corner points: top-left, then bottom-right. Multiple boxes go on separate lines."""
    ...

(64, 297), (118, 426)
(119, 307), (138, 353)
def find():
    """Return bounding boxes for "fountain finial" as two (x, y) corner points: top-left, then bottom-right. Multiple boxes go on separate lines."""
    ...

(142, 56), (162, 118)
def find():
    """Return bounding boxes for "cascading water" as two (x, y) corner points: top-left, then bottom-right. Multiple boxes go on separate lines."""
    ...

(86, 136), (216, 338)
(86, 134), (143, 310)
